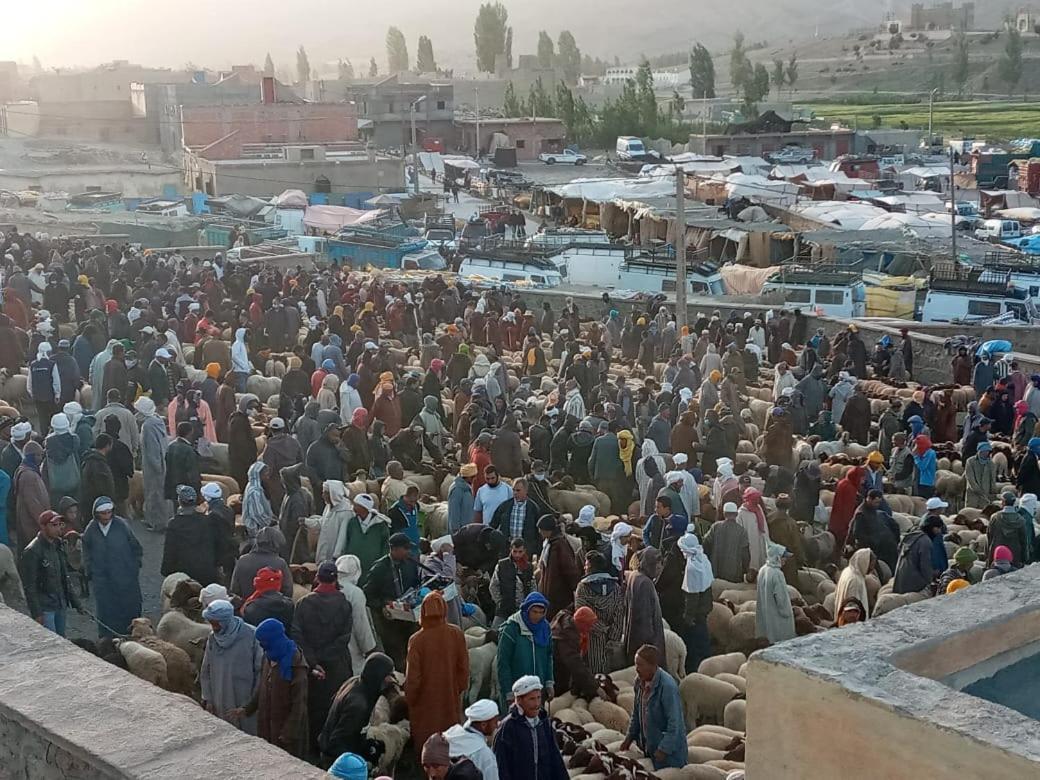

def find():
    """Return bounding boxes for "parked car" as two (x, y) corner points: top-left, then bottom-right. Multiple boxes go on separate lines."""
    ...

(423, 227), (457, 252)
(769, 146), (816, 164)
(539, 149), (587, 165)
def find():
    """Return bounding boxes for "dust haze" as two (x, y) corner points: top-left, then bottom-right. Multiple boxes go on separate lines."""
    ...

(9, 0), (974, 71)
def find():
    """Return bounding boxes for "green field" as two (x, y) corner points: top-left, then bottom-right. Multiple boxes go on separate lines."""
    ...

(798, 100), (1040, 141)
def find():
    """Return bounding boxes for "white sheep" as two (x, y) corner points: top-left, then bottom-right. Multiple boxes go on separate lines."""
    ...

(697, 653), (747, 678)
(664, 628), (688, 681)
(705, 759), (745, 774)
(714, 673), (746, 696)
(590, 728), (626, 745)
(467, 638), (498, 704)
(156, 609), (211, 670)
(363, 720), (410, 775)
(547, 690), (576, 715)
(688, 730), (739, 750)
(687, 746), (727, 764)
(115, 640), (168, 687)
(616, 689), (635, 716)
(588, 698), (630, 733)
(682, 766), (729, 779)
(723, 699), (746, 732)
(678, 673), (740, 727)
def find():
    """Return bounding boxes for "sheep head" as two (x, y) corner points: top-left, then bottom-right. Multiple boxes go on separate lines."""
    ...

(169, 579), (203, 612)
(130, 617), (156, 639)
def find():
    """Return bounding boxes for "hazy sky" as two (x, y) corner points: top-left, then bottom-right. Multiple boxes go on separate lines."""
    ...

(9, 0), (914, 71)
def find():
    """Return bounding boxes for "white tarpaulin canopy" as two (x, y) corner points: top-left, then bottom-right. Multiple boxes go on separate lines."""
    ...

(858, 212), (951, 237)
(442, 156), (480, 170)
(272, 189), (309, 209)
(721, 173), (799, 206)
(303, 205), (385, 232)
(546, 177), (675, 201)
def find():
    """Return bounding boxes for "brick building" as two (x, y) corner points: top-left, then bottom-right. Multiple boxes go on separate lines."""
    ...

(454, 117), (566, 160)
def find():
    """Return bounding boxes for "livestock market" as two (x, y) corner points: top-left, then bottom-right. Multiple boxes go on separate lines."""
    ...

(1, 225), (1039, 779)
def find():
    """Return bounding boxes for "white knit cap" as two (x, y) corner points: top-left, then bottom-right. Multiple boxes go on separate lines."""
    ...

(723, 502), (739, 514)
(511, 675), (542, 697)
(199, 583), (228, 608)
(673, 453), (689, 466)
(50, 413), (70, 433)
(11, 422), (31, 441)
(465, 699), (499, 722)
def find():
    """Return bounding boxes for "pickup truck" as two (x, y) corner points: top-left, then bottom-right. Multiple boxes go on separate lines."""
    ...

(539, 149), (587, 165)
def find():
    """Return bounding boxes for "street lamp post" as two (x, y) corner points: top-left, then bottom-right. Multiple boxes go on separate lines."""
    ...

(410, 95), (427, 196)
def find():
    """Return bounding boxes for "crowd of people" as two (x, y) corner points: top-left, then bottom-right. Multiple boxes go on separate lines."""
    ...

(0, 229), (1037, 779)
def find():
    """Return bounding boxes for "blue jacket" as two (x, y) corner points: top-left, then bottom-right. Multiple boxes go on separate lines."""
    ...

(447, 476), (475, 533)
(626, 669), (689, 769)
(496, 612), (553, 711)
(388, 498), (420, 549)
(918, 513), (949, 573)
(492, 705), (568, 780)
(913, 448), (937, 487)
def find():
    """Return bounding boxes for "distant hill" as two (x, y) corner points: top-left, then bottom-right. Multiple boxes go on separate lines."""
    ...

(459, 0), (1010, 65)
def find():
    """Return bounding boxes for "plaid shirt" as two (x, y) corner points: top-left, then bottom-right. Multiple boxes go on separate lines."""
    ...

(509, 499), (528, 541)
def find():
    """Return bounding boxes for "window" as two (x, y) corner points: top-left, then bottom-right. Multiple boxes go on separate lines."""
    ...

(814, 289), (846, 305)
(436, 100), (445, 110)
(967, 299), (1002, 317)
(387, 101), (395, 113)
(516, 139), (526, 149)
(314, 175), (331, 194)
(784, 288), (812, 303)
(299, 148), (315, 160)
(661, 279), (677, 292)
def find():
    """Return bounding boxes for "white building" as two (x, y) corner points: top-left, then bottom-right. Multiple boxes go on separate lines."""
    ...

(604, 67), (684, 89)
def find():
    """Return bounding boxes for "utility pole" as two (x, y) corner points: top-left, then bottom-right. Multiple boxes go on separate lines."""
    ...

(474, 87), (481, 160)
(701, 91), (708, 155)
(675, 165), (688, 329)
(950, 146), (958, 264)
(410, 95), (426, 197)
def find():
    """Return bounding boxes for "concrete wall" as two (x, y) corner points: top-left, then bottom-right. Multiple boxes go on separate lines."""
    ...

(0, 605), (324, 779)
(746, 567), (1040, 779)
(745, 660), (1040, 779)
(0, 168), (181, 199)
(190, 156), (403, 197)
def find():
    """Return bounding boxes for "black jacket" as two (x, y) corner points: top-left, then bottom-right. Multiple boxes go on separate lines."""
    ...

(164, 438), (201, 500)
(161, 508), (224, 586)
(491, 498), (542, 558)
(318, 654), (395, 762)
(80, 449), (115, 520)
(19, 534), (79, 617)
(491, 556), (535, 618)
(241, 591), (295, 633)
(363, 554), (420, 609)
(452, 523), (507, 572)
(493, 705), (568, 780)
(292, 590), (353, 673)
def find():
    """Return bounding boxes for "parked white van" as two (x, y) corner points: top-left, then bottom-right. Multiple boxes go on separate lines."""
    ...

(760, 272), (866, 318)
(457, 256), (563, 288)
(974, 219), (1022, 241)
(616, 136), (646, 159)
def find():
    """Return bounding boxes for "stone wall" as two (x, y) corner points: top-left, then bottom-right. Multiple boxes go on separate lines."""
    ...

(522, 287), (1040, 386)
(0, 606), (325, 780)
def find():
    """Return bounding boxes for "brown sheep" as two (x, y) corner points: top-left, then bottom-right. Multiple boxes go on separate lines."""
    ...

(129, 617), (198, 698)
